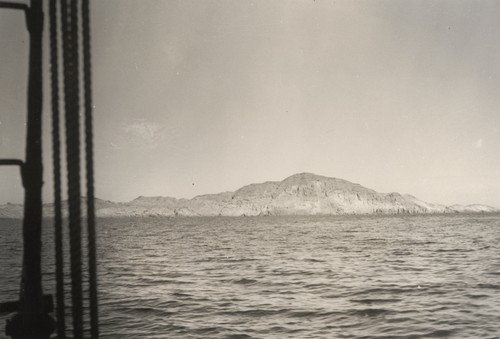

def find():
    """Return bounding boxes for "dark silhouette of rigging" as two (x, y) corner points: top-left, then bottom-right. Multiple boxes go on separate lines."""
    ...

(0, 0), (99, 337)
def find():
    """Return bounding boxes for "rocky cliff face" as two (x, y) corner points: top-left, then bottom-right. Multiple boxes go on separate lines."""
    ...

(0, 173), (497, 217)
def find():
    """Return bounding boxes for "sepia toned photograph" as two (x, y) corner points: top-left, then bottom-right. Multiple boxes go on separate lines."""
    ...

(1, 0), (500, 338)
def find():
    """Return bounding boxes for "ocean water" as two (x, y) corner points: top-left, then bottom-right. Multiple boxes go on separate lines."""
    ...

(1, 213), (500, 338)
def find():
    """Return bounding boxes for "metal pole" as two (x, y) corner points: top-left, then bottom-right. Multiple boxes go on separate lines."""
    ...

(21, 0), (44, 315)
(4, 1), (55, 337)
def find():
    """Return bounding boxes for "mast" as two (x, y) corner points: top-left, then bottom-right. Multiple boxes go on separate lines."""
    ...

(21, 0), (44, 318)
(0, 1), (55, 337)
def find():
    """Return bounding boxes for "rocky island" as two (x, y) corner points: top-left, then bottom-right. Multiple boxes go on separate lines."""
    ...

(0, 173), (497, 218)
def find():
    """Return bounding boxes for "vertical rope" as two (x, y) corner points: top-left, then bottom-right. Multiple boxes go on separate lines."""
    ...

(82, 0), (99, 337)
(61, 0), (83, 336)
(49, 0), (66, 337)
(51, 1), (99, 336)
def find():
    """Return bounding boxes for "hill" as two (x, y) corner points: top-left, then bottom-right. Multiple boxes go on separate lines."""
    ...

(0, 173), (497, 217)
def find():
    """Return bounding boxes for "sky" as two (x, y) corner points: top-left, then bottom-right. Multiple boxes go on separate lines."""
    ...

(1, 0), (500, 207)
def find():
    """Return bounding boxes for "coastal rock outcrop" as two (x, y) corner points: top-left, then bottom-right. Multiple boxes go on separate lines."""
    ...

(0, 173), (497, 217)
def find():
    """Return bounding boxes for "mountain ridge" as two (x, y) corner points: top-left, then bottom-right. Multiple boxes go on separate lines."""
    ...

(0, 173), (497, 218)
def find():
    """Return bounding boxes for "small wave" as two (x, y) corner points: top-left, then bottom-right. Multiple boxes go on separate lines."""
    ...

(390, 265), (426, 272)
(415, 241), (440, 245)
(219, 308), (288, 317)
(303, 283), (329, 289)
(288, 310), (342, 318)
(348, 308), (391, 317)
(172, 291), (193, 298)
(116, 306), (175, 318)
(435, 248), (475, 253)
(350, 286), (414, 296)
(304, 258), (326, 263)
(391, 250), (413, 255)
(423, 329), (456, 337)
(288, 310), (318, 318)
(140, 277), (193, 285)
(193, 326), (222, 335)
(232, 278), (259, 285)
(365, 238), (387, 242)
(270, 269), (315, 276)
(351, 298), (402, 304)
(465, 293), (489, 299)
(477, 283), (500, 290)
(224, 258), (260, 263)
(385, 316), (413, 324)
(224, 334), (255, 339)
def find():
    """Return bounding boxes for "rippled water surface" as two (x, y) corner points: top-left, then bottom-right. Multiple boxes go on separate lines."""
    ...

(1, 214), (500, 338)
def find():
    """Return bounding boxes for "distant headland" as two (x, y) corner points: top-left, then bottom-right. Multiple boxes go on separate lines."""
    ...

(0, 173), (497, 218)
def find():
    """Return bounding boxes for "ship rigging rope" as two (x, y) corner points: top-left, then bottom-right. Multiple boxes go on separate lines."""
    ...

(60, 0), (84, 336)
(61, 0), (83, 338)
(49, 0), (66, 337)
(82, 0), (100, 336)
(50, 1), (98, 337)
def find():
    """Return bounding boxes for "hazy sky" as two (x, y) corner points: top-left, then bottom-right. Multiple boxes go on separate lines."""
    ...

(1, 0), (500, 207)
